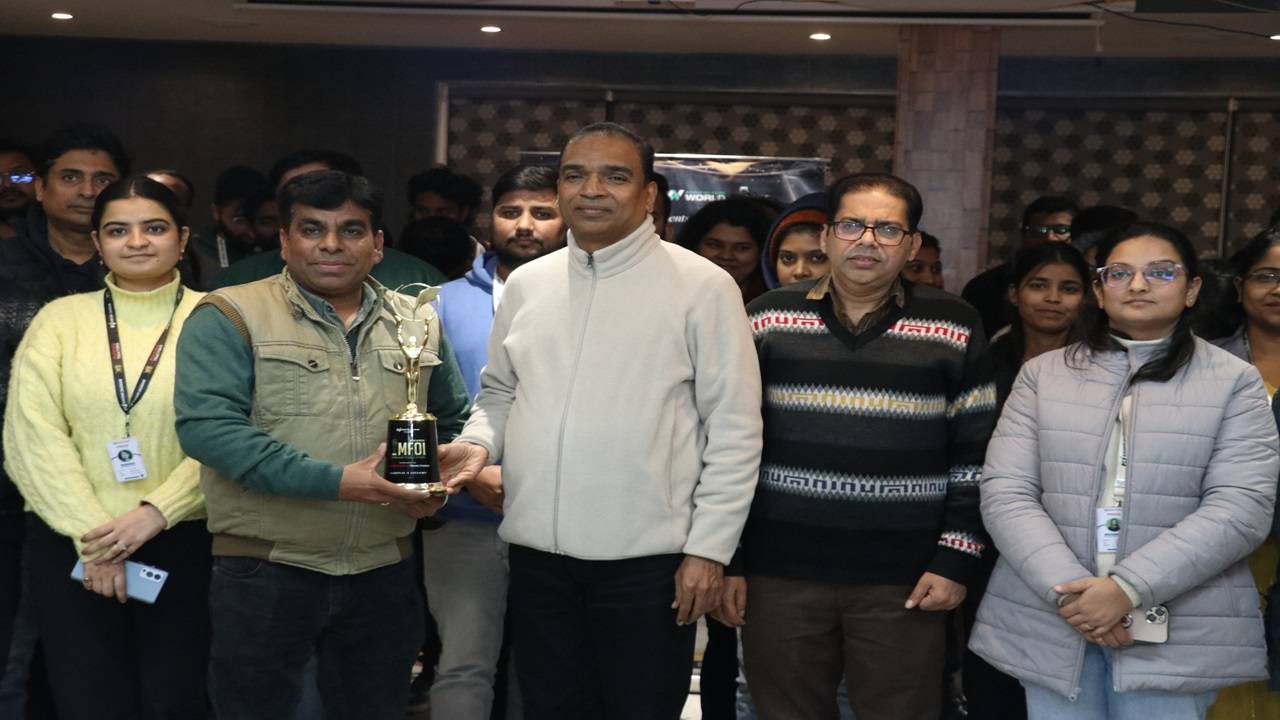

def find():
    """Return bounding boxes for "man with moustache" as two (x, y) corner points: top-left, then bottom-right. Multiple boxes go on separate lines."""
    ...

(425, 164), (566, 718)
(730, 173), (996, 719)
(0, 123), (128, 714)
(175, 170), (471, 719)
(0, 141), (37, 240)
(438, 123), (762, 719)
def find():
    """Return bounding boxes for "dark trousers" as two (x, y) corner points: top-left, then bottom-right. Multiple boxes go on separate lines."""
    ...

(0, 513), (55, 720)
(700, 616), (739, 720)
(23, 514), (211, 720)
(508, 545), (695, 720)
(742, 575), (946, 720)
(961, 558), (1027, 720)
(0, 511), (21, 679)
(208, 555), (424, 720)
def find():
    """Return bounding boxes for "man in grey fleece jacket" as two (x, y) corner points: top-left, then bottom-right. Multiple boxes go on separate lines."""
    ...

(439, 122), (763, 719)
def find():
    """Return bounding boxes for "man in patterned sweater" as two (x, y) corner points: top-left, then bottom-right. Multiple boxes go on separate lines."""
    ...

(726, 173), (997, 720)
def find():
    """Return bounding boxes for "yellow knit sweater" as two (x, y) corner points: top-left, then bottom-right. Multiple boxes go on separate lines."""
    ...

(3, 273), (206, 559)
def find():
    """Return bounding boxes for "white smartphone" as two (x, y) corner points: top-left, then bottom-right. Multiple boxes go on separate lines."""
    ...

(70, 559), (168, 604)
(1123, 605), (1169, 644)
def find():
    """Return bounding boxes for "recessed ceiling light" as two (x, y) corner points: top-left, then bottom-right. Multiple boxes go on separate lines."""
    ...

(51, 12), (74, 20)
(481, 25), (501, 33)
(810, 32), (832, 41)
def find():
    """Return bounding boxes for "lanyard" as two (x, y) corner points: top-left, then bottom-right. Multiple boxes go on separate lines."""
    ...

(1113, 395), (1132, 506)
(104, 285), (184, 436)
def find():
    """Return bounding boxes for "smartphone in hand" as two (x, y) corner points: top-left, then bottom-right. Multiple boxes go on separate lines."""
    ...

(70, 559), (168, 604)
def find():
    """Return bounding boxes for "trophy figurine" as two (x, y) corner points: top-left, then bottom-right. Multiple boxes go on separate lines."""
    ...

(383, 284), (446, 495)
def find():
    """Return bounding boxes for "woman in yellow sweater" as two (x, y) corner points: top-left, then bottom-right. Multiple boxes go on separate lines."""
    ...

(3, 176), (209, 719)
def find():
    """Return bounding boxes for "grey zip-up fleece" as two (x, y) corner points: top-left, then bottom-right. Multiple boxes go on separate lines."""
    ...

(970, 337), (1278, 698)
(455, 216), (764, 565)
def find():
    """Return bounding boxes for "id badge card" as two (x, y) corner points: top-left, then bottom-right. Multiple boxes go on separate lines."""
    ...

(107, 438), (148, 483)
(1096, 507), (1123, 553)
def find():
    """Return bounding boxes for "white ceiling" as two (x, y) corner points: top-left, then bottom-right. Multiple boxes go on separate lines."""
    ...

(3, 0), (1279, 56)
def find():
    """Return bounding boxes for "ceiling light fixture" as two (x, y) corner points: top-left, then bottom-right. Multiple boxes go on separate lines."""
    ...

(1271, 34), (1280, 41)
(481, 25), (501, 33)
(51, 11), (74, 20)
(809, 32), (832, 41)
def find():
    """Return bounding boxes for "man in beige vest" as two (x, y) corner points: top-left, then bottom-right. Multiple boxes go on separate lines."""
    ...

(175, 170), (472, 720)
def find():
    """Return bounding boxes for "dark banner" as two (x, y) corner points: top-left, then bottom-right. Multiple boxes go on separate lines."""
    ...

(655, 155), (828, 239)
(519, 152), (828, 240)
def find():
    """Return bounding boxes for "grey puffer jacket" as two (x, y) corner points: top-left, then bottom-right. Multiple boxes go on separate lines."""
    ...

(969, 337), (1279, 699)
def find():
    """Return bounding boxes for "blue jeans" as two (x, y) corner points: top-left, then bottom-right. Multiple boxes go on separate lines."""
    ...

(209, 556), (424, 720)
(1024, 645), (1216, 720)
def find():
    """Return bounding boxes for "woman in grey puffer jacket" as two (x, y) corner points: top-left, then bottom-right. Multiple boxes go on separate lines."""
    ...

(969, 222), (1280, 720)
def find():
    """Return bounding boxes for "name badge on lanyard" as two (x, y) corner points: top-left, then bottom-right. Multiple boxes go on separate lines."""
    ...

(1097, 402), (1132, 554)
(102, 285), (183, 483)
(107, 437), (148, 483)
(1096, 507), (1123, 553)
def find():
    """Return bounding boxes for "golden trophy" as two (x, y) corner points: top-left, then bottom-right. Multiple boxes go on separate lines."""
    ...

(383, 284), (445, 494)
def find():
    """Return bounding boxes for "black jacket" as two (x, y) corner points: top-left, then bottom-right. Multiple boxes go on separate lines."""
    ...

(0, 207), (103, 511)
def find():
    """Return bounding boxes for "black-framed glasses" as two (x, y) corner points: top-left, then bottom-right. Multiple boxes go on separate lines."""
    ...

(1096, 261), (1186, 288)
(828, 219), (912, 246)
(2, 172), (34, 185)
(1025, 224), (1072, 237)
(1245, 270), (1280, 289)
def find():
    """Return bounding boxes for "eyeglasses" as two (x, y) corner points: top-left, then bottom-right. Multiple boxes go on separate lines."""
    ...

(827, 219), (912, 246)
(2, 172), (34, 185)
(1025, 224), (1072, 237)
(1245, 270), (1280, 289)
(1096, 261), (1186, 288)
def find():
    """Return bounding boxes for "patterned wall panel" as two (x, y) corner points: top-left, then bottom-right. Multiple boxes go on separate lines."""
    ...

(447, 98), (607, 233)
(613, 102), (896, 180)
(1227, 111), (1280, 253)
(988, 109), (1228, 259)
(447, 97), (894, 234)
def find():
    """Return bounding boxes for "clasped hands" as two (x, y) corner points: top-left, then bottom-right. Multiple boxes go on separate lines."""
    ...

(78, 503), (168, 603)
(1054, 576), (1136, 648)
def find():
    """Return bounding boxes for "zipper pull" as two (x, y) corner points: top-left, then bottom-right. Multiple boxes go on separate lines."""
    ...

(586, 252), (594, 268)
(351, 358), (360, 381)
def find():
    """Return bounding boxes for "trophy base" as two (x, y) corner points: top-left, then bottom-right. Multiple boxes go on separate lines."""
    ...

(399, 481), (448, 495)
(386, 413), (441, 489)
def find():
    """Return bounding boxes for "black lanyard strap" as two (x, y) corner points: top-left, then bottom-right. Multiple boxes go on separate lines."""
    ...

(104, 285), (184, 435)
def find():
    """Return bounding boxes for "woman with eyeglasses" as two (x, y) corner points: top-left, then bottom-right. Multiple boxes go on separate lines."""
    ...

(1203, 226), (1280, 720)
(4, 176), (209, 719)
(969, 222), (1278, 719)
